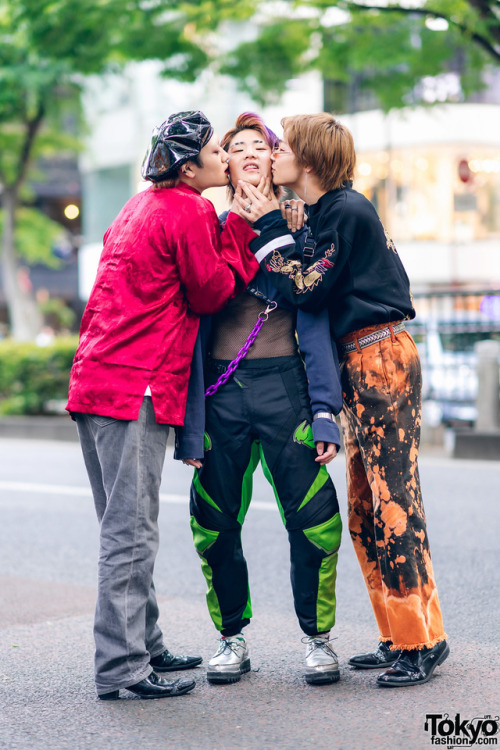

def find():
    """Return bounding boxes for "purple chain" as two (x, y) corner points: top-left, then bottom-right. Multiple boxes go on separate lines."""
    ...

(205, 302), (277, 398)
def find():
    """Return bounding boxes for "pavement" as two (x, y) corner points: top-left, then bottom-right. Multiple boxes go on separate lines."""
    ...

(0, 434), (499, 750)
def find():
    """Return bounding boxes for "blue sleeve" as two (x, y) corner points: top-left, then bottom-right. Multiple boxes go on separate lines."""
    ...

(253, 210), (289, 233)
(296, 308), (342, 448)
(174, 317), (212, 460)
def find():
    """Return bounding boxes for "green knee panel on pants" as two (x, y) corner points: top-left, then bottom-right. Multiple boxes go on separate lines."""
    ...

(190, 515), (224, 631)
(304, 512), (342, 632)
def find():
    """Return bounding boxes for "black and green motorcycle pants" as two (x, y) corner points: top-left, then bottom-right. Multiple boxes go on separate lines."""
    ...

(190, 355), (342, 637)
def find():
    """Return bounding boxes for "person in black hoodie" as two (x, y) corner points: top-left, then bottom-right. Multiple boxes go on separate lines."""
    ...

(235, 112), (449, 688)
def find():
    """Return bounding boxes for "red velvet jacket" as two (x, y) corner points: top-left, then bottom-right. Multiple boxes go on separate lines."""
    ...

(66, 184), (258, 425)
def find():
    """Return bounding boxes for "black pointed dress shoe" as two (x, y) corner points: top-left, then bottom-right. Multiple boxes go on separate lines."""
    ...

(377, 639), (450, 687)
(98, 671), (196, 700)
(348, 641), (400, 669)
(150, 648), (202, 672)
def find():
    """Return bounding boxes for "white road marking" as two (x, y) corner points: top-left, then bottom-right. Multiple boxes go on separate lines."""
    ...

(0, 481), (278, 511)
(0, 481), (92, 496)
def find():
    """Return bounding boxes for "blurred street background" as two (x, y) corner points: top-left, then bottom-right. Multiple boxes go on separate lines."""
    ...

(1, 1), (499, 747)
(0, 434), (498, 750)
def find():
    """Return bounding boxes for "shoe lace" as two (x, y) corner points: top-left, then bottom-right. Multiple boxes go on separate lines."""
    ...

(302, 635), (338, 657)
(215, 637), (245, 657)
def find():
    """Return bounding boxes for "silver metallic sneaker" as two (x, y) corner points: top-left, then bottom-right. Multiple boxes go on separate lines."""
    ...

(304, 636), (340, 685)
(206, 635), (251, 684)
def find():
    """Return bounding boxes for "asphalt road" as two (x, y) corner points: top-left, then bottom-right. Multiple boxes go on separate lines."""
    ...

(0, 435), (498, 750)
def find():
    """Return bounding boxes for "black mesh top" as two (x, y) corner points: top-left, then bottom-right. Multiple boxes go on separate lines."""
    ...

(210, 292), (297, 360)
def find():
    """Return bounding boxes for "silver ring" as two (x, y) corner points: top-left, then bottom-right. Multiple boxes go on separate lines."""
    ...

(291, 207), (298, 211)
(244, 203), (252, 212)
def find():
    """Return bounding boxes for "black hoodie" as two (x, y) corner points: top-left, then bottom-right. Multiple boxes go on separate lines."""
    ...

(250, 184), (415, 339)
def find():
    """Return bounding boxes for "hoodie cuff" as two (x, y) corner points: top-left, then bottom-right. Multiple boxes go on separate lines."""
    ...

(173, 429), (204, 461)
(311, 417), (341, 448)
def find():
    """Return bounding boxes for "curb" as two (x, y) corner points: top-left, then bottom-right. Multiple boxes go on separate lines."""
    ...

(453, 428), (500, 461)
(0, 416), (176, 444)
(0, 416), (79, 442)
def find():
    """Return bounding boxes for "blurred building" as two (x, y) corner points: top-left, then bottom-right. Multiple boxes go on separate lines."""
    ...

(0, 156), (82, 329)
(342, 101), (500, 290)
(331, 69), (500, 290)
(30, 156), (82, 240)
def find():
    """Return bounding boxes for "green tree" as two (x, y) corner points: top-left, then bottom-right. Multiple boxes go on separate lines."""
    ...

(1, 0), (497, 340)
(0, 0), (255, 340)
(220, 0), (499, 107)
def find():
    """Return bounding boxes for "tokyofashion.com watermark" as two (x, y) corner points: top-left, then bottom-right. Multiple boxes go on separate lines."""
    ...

(424, 714), (499, 746)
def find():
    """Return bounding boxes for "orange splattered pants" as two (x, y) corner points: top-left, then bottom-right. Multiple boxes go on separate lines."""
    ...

(339, 322), (447, 651)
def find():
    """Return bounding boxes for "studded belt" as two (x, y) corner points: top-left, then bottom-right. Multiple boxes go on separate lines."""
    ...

(339, 321), (406, 355)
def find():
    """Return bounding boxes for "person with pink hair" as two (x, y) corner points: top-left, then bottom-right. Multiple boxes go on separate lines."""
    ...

(177, 113), (343, 687)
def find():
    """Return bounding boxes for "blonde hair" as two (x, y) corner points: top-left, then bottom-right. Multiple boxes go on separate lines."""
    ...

(221, 112), (280, 199)
(281, 113), (356, 192)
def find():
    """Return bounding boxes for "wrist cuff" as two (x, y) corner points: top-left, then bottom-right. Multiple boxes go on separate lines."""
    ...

(313, 411), (335, 422)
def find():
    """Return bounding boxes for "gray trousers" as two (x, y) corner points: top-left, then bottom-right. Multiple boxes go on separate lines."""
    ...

(75, 397), (169, 695)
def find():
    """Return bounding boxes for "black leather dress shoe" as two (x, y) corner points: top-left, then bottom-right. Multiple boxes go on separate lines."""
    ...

(98, 671), (196, 700)
(377, 640), (450, 687)
(150, 648), (202, 672)
(348, 641), (400, 669)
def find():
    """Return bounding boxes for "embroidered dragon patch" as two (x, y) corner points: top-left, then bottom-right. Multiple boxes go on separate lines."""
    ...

(383, 226), (398, 254)
(266, 243), (336, 293)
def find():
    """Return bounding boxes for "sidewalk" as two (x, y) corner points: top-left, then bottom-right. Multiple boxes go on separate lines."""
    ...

(0, 417), (178, 445)
(0, 416), (78, 441)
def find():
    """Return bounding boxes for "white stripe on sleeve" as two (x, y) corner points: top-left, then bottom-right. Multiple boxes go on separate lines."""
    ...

(254, 234), (295, 264)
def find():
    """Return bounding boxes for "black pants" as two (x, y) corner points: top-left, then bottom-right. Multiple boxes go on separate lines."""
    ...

(190, 356), (342, 637)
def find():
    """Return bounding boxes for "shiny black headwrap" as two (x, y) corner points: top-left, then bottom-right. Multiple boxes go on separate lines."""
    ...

(141, 110), (214, 182)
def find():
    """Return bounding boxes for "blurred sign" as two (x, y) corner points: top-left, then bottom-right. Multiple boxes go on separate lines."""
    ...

(480, 295), (500, 321)
(454, 193), (477, 211)
(458, 159), (471, 183)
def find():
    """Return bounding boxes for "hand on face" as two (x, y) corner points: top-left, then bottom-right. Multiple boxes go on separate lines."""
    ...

(231, 177), (280, 223)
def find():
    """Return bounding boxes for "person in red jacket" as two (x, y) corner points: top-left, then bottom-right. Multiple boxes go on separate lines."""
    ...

(66, 111), (259, 701)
